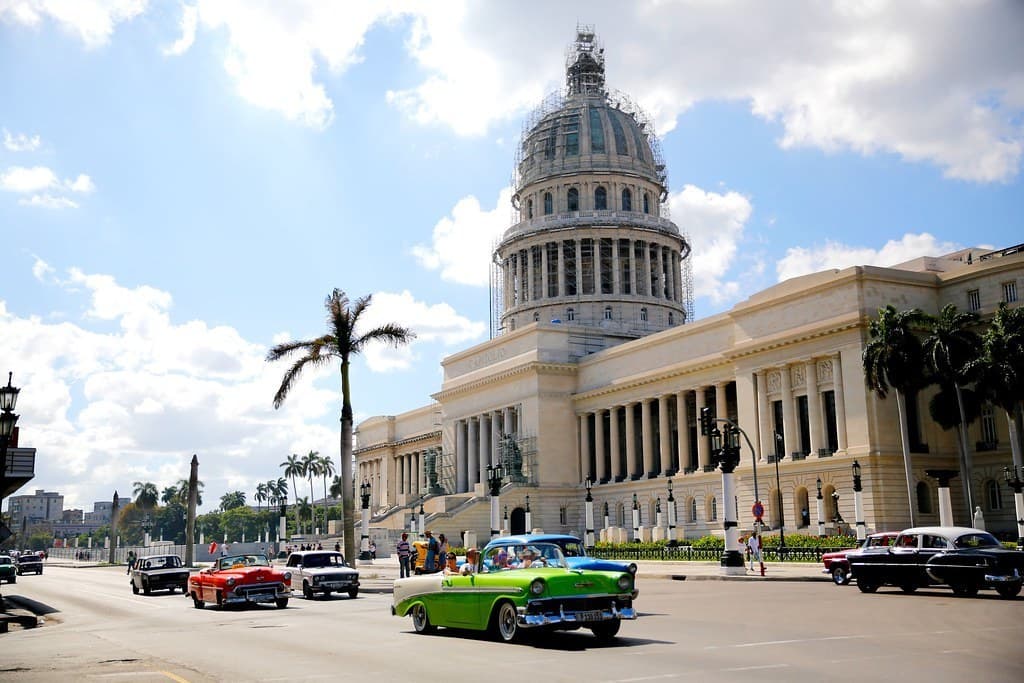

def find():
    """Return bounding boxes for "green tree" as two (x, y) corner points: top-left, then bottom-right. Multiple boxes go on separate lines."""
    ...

(318, 454), (336, 534)
(863, 305), (931, 527)
(160, 485), (178, 505)
(268, 289), (415, 563)
(175, 478), (204, 507)
(923, 303), (982, 514)
(302, 450), (320, 531)
(969, 302), (1024, 471)
(132, 481), (159, 510)
(219, 491), (247, 512)
(281, 453), (304, 532)
(255, 482), (268, 511)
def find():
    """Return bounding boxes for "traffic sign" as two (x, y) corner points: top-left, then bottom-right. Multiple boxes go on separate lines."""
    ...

(751, 501), (765, 520)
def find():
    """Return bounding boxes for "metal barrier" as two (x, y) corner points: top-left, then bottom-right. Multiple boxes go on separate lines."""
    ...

(590, 545), (836, 563)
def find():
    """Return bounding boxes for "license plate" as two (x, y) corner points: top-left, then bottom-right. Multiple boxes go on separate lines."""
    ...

(249, 592), (274, 602)
(576, 610), (604, 622)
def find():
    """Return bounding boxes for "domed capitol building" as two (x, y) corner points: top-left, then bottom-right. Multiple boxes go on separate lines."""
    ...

(354, 28), (1023, 547)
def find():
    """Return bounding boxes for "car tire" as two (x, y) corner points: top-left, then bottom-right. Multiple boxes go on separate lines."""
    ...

(591, 619), (621, 643)
(995, 584), (1021, 599)
(348, 587), (358, 599)
(143, 581), (152, 596)
(303, 582), (314, 600)
(275, 597), (289, 609)
(191, 592), (205, 609)
(411, 603), (435, 634)
(491, 600), (522, 643)
(832, 566), (851, 586)
(951, 582), (979, 597)
(168, 586), (176, 594)
(132, 581), (139, 595)
(323, 590), (332, 597)
(215, 590), (224, 609)
(857, 580), (879, 593)
(9, 576), (14, 584)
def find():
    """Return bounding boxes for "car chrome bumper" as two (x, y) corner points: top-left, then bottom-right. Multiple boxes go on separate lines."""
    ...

(517, 603), (637, 627)
(224, 587), (291, 604)
(984, 569), (1022, 585)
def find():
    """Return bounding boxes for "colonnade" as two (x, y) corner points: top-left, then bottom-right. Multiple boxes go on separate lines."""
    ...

(577, 354), (849, 485)
(451, 405), (522, 494)
(501, 235), (684, 309)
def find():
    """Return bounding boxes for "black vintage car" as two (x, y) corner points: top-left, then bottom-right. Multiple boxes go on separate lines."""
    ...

(15, 553), (43, 575)
(130, 554), (190, 595)
(848, 526), (1023, 599)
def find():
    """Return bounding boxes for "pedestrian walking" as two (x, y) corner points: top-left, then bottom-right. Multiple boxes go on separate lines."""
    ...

(747, 532), (764, 575)
(126, 549), (136, 575)
(397, 533), (411, 578)
(437, 533), (448, 566)
(369, 540), (377, 559)
(424, 530), (439, 572)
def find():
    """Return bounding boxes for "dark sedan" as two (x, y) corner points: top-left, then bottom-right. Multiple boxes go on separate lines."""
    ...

(848, 526), (1023, 599)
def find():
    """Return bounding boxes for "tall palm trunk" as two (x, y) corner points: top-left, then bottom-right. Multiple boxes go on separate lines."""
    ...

(291, 477), (300, 536)
(341, 360), (356, 566)
(896, 390), (916, 527)
(954, 384), (974, 518)
(308, 474), (316, 534)
(322, 476), (329, 537)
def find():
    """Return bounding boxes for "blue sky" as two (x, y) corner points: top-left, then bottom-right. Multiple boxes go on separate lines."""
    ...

(1, 1), (1022, 513)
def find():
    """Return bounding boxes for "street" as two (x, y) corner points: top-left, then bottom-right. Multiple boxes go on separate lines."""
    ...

(1, 565), (1022, 682)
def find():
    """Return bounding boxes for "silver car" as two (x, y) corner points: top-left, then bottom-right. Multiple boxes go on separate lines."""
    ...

(285, 550), (360, 599)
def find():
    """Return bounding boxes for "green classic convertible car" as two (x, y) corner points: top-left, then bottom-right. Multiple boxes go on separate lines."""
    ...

(392, 542), (637, 643)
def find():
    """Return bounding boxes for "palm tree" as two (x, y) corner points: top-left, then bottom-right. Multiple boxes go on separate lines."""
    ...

(281, 453), (304, 532)
(255, 482), (268, 512)
(220, 490), (247, 511)
(329, 475), (344, 500)
(268, 289), (415, 565)
(132, 481), (159, 510)
(302, 450), (321, 530)
(160, 485), (178, 506)
(923, 303), (982, 515)
(969, 302), (1024, 471)
(296, 497), (312, 533)
(175, 478), (204, 507)
(318, 454), (336, 535)
(863, 305), (931, 527)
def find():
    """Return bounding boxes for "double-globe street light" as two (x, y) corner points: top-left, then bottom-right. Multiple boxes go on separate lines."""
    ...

(359, 480), (372, 560)
(487, 463), (505, 539)
(1, 371), (21, 475)
(816, 477), (825, 538)
(772, 432), (786, 554)
(584, 477), (594, 548)
(852, 460), (866, 541)
(704, 411), (744, 573)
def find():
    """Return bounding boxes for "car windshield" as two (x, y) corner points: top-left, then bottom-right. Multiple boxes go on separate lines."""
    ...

(0, 557), (11, 565)
(302, 552), (346, 568)
(559, 540), (586, 557)
(953, 532), (1001, 549)
(484, 543), (567, 571)
(142, 556), (182, 569)
(218, 554), (270, 570)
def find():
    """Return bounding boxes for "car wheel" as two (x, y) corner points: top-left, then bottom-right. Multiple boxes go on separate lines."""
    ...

(9, 576), (15, 584)
(900, 583), (918, 594)
(143, 581), (152, 596)
(951, 582), (979, 597)
(995, 584), (1021, 599)
(411, 603), (435, 634)
(491, 600), (521, 643)
(168, 586), (176, 594)
(132, 580), (139, 595)
(303, 582), (314, 599)
(832, 566), (851, 586)
(275, 597), (289, 609)
(348, 587), (358, 599)
(857, 580), (879, 593)
(591, 619), (621, 643)
(191, 592), (205, 609)
(323, 590), (332, 597)
(215, 590), (224, 608)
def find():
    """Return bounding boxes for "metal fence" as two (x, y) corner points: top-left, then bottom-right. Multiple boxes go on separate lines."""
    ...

(590, 545), (838, 563)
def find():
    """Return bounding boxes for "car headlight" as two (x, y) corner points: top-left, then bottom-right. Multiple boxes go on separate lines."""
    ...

(226, 577), (236, 587)
(529, 578), (546, 596)
(313, 575), (321, 584)
(283, 572), (292, 581)
(627, 563), (638, 576)
(617, 574), (633, 592)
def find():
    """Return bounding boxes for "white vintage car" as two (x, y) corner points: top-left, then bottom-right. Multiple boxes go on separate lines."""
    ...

(284, 550), (360, 599)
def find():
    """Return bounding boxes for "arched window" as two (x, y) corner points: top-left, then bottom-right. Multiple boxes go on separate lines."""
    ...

(640, 307), (648, 322)
(985, 479), (1003, 510)
(622, 188), (632, 212)
(566, 307), (575, 321)
(689, 497), (697, 523)
(916, 481), (933, 514)
(603, 306), (612, 320)
(526, 199), (533, 219)
(668, 312), (674, 325)
(594, 186), (607, 210)
(567, 187), (579, 212)
(709, 496), (718, 521)
(643, 192), (650, 214)
(543, 192), (553, 215)
(533, 312), (540, 322)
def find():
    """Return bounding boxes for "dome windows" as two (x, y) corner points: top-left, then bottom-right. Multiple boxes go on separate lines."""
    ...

(543, 192), (553, 215)
(589, 107), (605, 153)
(595, 186), (607, 210)
(603, 306), (613, 320)
(564, 114), (580, 156)
(608, 110), (629, 155)
(567, 307), (575, 321)
(622, 188), (632, 212)
(527, 199), (534, 219)
(643, 192), (650, 214)
(567, 187), (579, 212)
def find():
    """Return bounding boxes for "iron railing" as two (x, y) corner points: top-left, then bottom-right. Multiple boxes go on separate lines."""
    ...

(590, 544), (840, 563)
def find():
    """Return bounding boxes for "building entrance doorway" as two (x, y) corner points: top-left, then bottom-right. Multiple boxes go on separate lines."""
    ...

(510, 507), (526, 535)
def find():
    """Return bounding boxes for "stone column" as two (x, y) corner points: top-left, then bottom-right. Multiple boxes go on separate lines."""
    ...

(806, 360), (823, 456)
(674, 251), (682, 304)
(540, 242), (549, 300)
(575, 240), (583, 297)
(780, 365), (796, 457)
(492, 410), (503, 467)
(643, 241), (652, 296)
(413, 451), (420, 496)
(625, 402), (638, 479)
(612, 239), (621, 294)
(580, 414), (592, 483)
(526, 246), (535, 304)
(594, 409), (607, 483)
(556, 241), (565, 298)
(695, 387), (709, 469)
(456, 419), (468, 493)
(516, 252), (524, 305)
(478, 413), (490, 488)
(628, 240), (637, 295)
(609, 405), (622, 481)
(756, 370), (771, 462)
(676, 390), (691, 472)
(833, 353), (848, 452)
(641, 398), (654, 478)
(716, 381), (729, 424)
(659, 394), (672, 475)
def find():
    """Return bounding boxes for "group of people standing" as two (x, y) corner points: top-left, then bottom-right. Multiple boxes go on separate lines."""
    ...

(395, 529), (456, 578)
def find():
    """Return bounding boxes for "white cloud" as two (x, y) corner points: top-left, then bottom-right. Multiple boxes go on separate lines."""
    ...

(18, 194), (78, 209)
(412, 187), (512, 287)
(669, 184), (753, 303)
(775, 233), (964, 282)
(67, 174), (95, 193)
(1, 166), (94, 207)
(0, 0), (146, 48)
(3, 128), (41, 151)
(162, 2), (197, 56)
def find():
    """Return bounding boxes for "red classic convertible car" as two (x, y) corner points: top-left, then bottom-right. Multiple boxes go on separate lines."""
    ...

(188, 554), (291, 609)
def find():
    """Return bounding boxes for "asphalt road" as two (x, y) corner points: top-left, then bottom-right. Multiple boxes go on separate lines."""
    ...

(2, 565), (1022, 682)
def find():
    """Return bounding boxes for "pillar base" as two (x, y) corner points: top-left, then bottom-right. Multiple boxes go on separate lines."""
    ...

(720, 550), (745, 575)
(358, 552), (373, 562)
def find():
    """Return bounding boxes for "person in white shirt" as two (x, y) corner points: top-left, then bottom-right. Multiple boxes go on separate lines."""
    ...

(746, 533), (763, 573)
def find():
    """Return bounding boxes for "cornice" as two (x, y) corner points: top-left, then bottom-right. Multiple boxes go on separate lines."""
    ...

(432, 361), (577, 401)
(726, 312), (864, 360)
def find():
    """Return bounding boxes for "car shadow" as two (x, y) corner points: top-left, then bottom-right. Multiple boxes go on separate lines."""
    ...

(2, 594), (61, 616)
(406, 627), (672, 650)
(873, 587), (1019, 601)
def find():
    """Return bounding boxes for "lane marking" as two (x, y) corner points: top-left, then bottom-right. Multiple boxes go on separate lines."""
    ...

(160, 671), (191, 683)
(723, 664), (789, 672)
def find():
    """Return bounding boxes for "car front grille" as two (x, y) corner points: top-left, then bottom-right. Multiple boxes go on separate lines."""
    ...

(525, 595), (630, 615)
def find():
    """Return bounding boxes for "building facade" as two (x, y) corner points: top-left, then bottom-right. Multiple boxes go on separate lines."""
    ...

(354, 29), (1023, 545)
(7, 489), (63, 528)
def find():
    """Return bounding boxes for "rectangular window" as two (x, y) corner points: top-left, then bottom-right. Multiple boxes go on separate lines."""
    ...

(559, 506), (567, 525)
(619, 239), (631, 294)
(1003, 281), (1018, 303)
(564, 115), (580, 156)
(589, 107), (605, 153)
(563, 241), (577, 296)
(599, 238), (613, 294)
(797, 395), (810, 455)
(906, 389), (927, 452)
(544, 122), (559, 160)
(772, 400), (784, 455)
(822, 390), (839, 452)
(967, 289), (981, 311)
(980, 403), (997, 446)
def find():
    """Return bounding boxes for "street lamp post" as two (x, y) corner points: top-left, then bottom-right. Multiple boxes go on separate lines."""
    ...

(655, 497), (663, 531)
(831, 490), (844, 533)
(667, 478), (676, 542)
(1004, 466), (1024, 550)
(631, 493), (640, 542)
(503, 505), (509, 535)
(359, 480), (371, 560)
(418, 502), (425, 539)
(816, 478), (825, 538)
(487, 464), (504, 539)
(700, 406), (760, 525)
(142, 515), (153, 548)
(772, 432), (786, 553)
(278, 494), (288, 547)
(524, 494), (532, 533)
(584, 477), (595, 548)
(714, 422), (745, 574)
(852, 460), (866, 541)
(602, 501), (610, 539)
